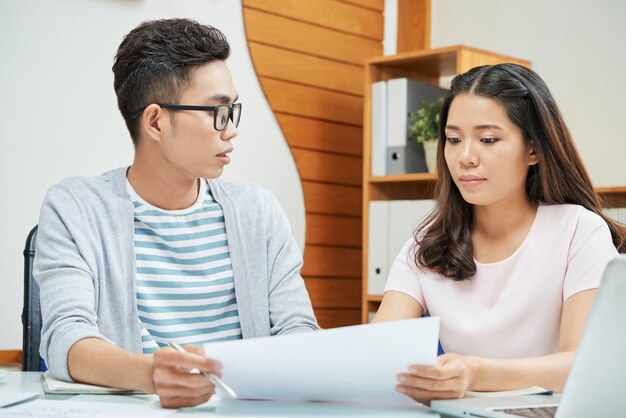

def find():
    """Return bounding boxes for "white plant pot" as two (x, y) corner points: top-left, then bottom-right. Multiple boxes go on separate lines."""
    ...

(423, 140), (437, 173)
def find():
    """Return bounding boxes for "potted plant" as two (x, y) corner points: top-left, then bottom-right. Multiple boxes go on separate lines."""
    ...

(409, 97), (443, 173)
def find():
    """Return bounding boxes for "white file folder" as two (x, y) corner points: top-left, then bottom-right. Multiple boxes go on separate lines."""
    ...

(386, 78), (448, 174)
(367, 201), (389, 295)
(370, 80), (387, 176)
(368, 200), (436, 297)
(387, 200), (415, 272)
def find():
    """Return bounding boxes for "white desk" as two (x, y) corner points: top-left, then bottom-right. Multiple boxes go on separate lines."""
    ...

(0, 372), (440, 417)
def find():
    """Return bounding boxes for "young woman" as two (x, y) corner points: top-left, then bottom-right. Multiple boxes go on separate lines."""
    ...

(373, 63), (624, 404)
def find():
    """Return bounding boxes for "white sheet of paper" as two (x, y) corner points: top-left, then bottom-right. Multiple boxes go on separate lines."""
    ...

(0, 393), (38, 408)
(0, 399), (174, 418)
(42, 372), (143, 395)
(202, 317), (439, 402)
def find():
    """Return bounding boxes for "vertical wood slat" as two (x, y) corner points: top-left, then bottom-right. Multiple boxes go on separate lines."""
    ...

(243, 2), (383, 328)
(397, 0), (431, 52)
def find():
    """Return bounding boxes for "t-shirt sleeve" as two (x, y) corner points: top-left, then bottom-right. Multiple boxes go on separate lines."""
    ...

(384, 238), (426, 309)
(563, 208), (619, 301)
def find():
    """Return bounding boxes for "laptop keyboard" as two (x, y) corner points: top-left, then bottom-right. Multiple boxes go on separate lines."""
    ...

(494, 406), (557, 417)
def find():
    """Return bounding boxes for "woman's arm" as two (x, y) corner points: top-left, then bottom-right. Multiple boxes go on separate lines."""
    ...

(372, 290), (425, 322)
(396, 289), (596, 403)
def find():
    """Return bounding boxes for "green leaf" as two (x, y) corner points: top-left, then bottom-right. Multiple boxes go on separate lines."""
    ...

(408, 97), (444, 143)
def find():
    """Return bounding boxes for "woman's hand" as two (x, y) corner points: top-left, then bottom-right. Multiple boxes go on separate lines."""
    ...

(396, 353), (475, 405)
(151, 344), (222, 408)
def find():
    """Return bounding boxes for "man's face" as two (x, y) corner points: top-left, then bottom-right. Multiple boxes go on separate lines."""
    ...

(158, 60), (239, 180)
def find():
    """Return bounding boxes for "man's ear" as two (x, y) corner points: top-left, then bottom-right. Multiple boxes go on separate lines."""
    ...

(141, 104), (165, 144)
(528, 140), (539, 166)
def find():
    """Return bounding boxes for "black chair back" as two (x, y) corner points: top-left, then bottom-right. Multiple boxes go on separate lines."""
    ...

(21, 225), (43, 371)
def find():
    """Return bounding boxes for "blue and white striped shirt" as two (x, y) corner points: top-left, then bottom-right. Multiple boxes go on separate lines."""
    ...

(127, 179), (242, 354)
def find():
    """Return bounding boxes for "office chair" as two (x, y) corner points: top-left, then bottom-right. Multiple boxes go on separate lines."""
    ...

(21, 225), (45, 371)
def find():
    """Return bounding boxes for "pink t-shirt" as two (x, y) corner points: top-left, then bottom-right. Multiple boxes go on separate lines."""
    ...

(384, 204), (618, 358)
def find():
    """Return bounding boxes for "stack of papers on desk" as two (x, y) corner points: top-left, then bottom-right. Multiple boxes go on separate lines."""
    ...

(41, 372), (143, 395)
(202, 317), (439, 403)
(0, 399), (172, 418)
(0, 393), (38, 408)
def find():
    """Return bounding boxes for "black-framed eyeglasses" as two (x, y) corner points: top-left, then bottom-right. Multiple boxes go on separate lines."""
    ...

(132, 103), (242, 131)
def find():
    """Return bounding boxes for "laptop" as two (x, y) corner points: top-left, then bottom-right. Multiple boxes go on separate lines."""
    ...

(431, 254), (626, 418)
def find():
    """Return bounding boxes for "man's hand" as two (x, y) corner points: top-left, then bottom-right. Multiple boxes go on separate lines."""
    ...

(152, 344), (222, 408)
(395, 353), (474, 405)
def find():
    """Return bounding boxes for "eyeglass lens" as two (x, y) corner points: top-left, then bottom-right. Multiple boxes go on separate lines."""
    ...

(216, 104), (241, 131)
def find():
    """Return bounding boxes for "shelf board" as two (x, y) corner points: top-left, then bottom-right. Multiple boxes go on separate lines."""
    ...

(597, 186), (626, 207)
(367, 175), (626, 205)
(369, 173), (437, 183)
(366, 45), (531, 82)
(596, 186), (626, 194)
(365, 296), (383, 315)
(368, 174), (437, 200)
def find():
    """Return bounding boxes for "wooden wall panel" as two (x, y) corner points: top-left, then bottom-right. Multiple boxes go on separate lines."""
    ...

(292, 149), (362, 186)
(305, 277), (361, 308)
(244, 8), (380, 66)
(306, 214), (361, 247)
(302, 182), (362, 217)
(337, 0), (384, 13)
(259, 78), (363, 125)
(314, 308), (362, 328)
(248, 43), (363, 95)
(302, 246), (361, 277)
(243, 0), (383, 328)
(0, 350), (21, 365)
(276, 114), (362, 157)
(243, 0), (383, 40)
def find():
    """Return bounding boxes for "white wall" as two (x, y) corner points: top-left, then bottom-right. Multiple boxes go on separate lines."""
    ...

(0, 0), (305, 349)
(430, 0), (626, 187)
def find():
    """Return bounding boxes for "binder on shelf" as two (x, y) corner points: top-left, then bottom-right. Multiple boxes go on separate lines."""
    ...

(367, 199), (437, 297)
(387, 200), (416, 272)
(371, 80), (387, 176)
(387, 200), (436, 269)
(367, 201), (389, 295)
(386, 78), (449, 175)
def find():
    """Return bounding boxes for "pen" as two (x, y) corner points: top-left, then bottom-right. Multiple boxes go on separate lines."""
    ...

(168, 341), (238, 399)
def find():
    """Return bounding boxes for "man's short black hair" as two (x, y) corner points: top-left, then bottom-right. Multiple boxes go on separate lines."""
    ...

(112, 18), (230, 145)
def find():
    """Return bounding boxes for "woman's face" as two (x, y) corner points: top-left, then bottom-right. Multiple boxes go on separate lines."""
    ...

(443, 93), (538, 207)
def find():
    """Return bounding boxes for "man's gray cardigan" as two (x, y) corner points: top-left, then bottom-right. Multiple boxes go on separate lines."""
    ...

(34, 167), (318, 381)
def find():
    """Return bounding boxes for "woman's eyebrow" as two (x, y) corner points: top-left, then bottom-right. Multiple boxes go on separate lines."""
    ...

(474, 124), (503, 130)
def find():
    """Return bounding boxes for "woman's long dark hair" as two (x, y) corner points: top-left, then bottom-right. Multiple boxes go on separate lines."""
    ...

(412, 63), (625, 281)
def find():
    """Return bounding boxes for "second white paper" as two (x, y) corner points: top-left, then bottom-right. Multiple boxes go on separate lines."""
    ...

(202, 317), (439, 402)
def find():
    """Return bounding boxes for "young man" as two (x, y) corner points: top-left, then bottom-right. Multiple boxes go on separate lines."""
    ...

(34, 18), (318, 408)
